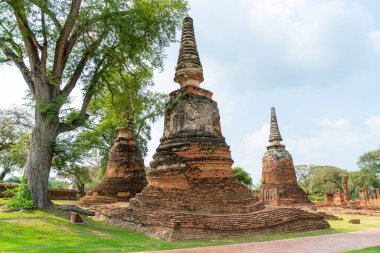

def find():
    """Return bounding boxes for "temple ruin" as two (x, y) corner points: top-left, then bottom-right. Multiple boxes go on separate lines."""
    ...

(260, 108), (312, 207)
(95, 16), (329, 241)
(80, 122), (147, 206)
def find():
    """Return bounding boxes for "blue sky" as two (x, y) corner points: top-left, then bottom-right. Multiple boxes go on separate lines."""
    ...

(1, 0), (380, 182)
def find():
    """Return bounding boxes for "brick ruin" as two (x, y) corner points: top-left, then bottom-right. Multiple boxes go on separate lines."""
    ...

(79, 125), (147, 206)
(358, 188), (380, 208)
(0, 183), (79, 200)
(320, 175), (380, 210)
(259, 108), (312, 207)
(94, 16), (329, 241)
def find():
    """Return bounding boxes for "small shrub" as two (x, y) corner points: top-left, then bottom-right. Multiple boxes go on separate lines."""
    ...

(308, 194), (324, 202)
(6, 177), (35, 209)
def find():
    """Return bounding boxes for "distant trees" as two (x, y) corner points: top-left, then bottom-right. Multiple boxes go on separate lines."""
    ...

(295, 162), (380, 198)
(358, 148), (380, 177)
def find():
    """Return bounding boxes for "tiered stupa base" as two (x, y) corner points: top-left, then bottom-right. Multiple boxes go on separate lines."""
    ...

(95, 205), (329, 241)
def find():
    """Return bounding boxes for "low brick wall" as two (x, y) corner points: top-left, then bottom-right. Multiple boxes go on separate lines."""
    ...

(0, 183), (18, 198)
(48, 189), (79, 200)
(0, 183), (79, 200)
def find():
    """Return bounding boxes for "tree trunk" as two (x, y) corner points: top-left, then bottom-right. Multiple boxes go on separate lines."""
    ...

(0, 169), (7, 181)
(24, 94), (59, 209)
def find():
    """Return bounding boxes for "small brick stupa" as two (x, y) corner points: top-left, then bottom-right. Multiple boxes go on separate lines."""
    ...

(260, 107), (311, 207)
(95, 16), (329, 241)
(80, 119), (147, 206)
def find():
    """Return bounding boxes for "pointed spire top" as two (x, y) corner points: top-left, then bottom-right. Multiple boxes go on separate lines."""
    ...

(174, 16), (204, 87)
(268, 107), (283, 145)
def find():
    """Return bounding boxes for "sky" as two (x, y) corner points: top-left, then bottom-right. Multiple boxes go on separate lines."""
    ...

(1, 0), (380, 183)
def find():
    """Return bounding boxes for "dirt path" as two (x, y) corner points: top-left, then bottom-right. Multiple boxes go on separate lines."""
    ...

(140, 229), (380, 253)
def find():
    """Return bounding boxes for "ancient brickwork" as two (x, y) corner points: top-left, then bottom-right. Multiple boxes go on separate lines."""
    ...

(0, 183), (80, 200)
(94, 16), (329, 241)
(48, 189), (79, 200)
(0, 183), (17, 198)
(80, 127), (147, 206)
(359, 188), (380, 209)
(260, 108), (311, 207)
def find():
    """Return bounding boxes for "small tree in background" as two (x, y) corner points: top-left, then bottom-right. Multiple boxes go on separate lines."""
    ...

(232, 166), (253, 188)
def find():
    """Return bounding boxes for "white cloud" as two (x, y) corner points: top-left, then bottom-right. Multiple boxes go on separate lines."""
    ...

(365, 116), (380, 130)
(320, 118), (350, 129)
(369, 31), (380, 54)
(239, 0), (375, 86)
(241, 123), (270, 181)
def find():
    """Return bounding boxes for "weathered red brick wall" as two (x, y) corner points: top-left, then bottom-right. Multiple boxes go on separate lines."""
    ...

(0, 183), (79, 200)
(48, 189), (79, 200)
(260, 147), (310, 207)
(0, 183), (18, 198)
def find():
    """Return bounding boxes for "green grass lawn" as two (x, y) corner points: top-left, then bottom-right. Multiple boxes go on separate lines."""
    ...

(1, 198), (380, 253)
(345, 246), (380, 253)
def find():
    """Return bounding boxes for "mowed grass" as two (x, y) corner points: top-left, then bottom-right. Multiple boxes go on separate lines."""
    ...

(345, 246), (380, 253)
(1, 198), (380, 253)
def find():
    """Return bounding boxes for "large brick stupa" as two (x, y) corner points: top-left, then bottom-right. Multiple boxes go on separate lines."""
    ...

(95, 16), (329, 241)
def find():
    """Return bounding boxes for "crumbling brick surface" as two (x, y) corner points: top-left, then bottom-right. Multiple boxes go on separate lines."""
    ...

(0, 183), (79, 200)
(80, 134), (147, 206)
(92, 86), (329, 241)
(48, 189), (79, 200)
(260, 147), (311, 207)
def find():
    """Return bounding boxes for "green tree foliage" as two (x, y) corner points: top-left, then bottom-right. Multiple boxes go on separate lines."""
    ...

(295, 164), (316, 193)
(48, 177), (70, 189)
(358, 148), (380, 177)
(0, 108), (32, 180)
(231, 166), (253, 188)
(349, 168), (380, 191)
(307, 166), (348, 194)
(6, 177), (34, 209)
(0, 0), (187, 208)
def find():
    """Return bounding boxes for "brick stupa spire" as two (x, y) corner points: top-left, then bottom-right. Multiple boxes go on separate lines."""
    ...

(174, 16), (204, 87)
(269, 107), (283, 145)
(79, 112), (147, 207)
(94, 17), (328, 241)
(260, 107), (312, 207)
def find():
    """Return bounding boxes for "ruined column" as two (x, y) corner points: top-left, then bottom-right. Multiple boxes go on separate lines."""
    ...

(260, 107), (312, 207)
(342, 175), (349, 202)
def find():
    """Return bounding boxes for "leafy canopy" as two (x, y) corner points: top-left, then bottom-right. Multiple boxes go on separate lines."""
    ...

(0, 0), (187, 133)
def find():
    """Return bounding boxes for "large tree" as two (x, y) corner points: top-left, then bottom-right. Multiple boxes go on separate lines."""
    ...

(0, 0), (187, 208)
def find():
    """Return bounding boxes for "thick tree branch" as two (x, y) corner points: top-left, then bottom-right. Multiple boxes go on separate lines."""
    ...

(61, 30), (108, 96)
(52, 0), (82, 79)
(10, 0), (41, 66)
(58, 58), (108, 134)
(40, 12), (48, 67)
(29, 0), (62, 31)
(0, 40), (35, 95)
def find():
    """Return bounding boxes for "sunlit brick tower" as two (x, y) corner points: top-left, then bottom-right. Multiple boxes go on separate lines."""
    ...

(260, 107), (312, 207)
(80, 114), (147, 206)
(95, 16), (329, 241)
